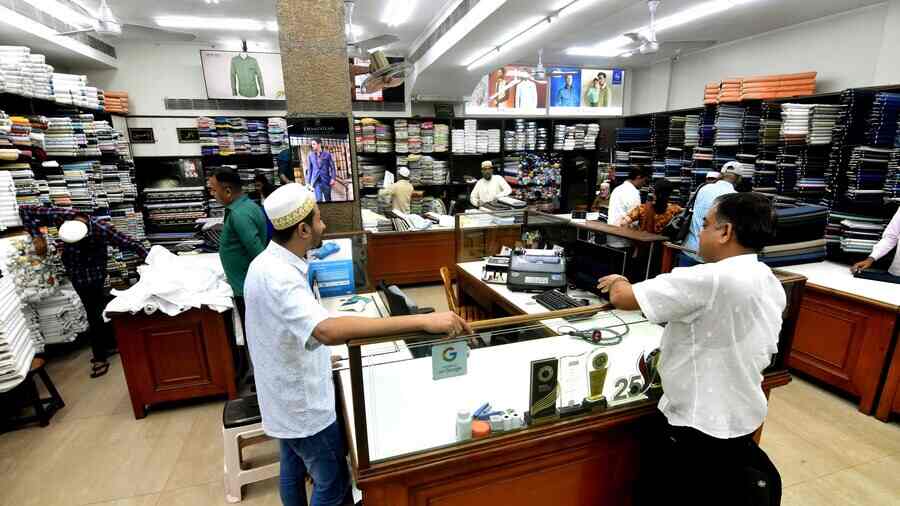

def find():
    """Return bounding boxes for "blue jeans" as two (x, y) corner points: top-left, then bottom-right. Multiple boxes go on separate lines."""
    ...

(314, 184), (332, 202)
(279, 421), (351, 506)
(677, 252), (703, 268)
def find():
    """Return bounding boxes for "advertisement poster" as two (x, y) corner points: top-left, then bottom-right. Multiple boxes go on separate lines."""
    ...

(287, 118), (355, 203)
(465, 65), (547, 116)
(200, 50), (286, 100)
(548, 67), (582, 108)
(550, 68), (625, 116)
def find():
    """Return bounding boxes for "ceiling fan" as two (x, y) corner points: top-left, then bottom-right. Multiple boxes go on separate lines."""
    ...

(345, 0), (399, 59)
(56, 0), (197, 42)
(622, 1), (715, 56)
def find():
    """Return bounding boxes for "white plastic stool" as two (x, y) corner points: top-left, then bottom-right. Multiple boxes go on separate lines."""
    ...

(223, 397), (280, 503)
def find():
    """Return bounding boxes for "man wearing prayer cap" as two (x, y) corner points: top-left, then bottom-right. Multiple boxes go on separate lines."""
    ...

(244, 184), (470, 506)
(386, 165), (415, 213)
(469, 160), (512, 207)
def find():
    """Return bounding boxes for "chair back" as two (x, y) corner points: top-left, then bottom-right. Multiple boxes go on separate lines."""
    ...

(439, 266), (459, 314)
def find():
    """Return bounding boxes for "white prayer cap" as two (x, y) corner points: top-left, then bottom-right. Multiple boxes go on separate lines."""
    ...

(264, 183), (316, 230)
(720, 161), (742, 176)
(481, 160), (493, 169)
(397, 166), (410, 178)
(59, 220), (88, 243)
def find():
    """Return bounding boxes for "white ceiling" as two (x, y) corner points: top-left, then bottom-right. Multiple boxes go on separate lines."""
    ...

(409, 0), (886, 98)
(0, 0), (884, 93)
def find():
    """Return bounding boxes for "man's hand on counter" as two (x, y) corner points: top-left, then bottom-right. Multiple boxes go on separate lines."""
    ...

(851, 257), (874, 274)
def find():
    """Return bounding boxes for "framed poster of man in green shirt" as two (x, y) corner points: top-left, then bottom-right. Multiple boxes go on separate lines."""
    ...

(200, 50), (286, 100)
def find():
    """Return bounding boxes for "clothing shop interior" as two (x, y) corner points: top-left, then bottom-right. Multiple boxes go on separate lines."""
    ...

(3, 0), (900, 505)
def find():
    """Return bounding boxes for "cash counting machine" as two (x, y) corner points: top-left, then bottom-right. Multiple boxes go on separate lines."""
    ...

(507, 248), (567, 292)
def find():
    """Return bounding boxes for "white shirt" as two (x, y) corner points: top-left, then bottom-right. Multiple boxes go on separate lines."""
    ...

(515, 79), (538, 109)
(632, 254), (786, 439)
(470, 175), (512, 207)
(244, 241), (333, 439)
(870, 207), (900, 276)
(606, 180), (641, 248)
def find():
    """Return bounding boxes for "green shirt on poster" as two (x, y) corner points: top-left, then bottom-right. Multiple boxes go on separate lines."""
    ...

(231, 55), (265, 98)
(219, 195), (269, 296)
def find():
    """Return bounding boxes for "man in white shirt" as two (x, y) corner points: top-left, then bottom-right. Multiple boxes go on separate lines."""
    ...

(244, 184), (470, 506)
(851, 206), (900, 279)
(597, 192), (785, 503)
(606, 166), (649, 248)
(680, 162), (741, 266)
(469, 160), (512, 207)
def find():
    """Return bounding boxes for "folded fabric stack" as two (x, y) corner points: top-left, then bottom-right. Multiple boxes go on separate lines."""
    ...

(63, 161), (100, 212)
(434, 123), (449, 153)
(103, 91), (129, 114)
(73, 114), (101, 156)
(780, 103), (813, 145)
(683, 115), (700, 147)
(840, 218), (887, 255)
(215, 117), (235, 156)
(845, 146), (892, 204)
(24, 54), (53, 100)
(358, 156), (386, 188)
(354, 117), (382, 153)
(370, 119), (391, 154)
(0, 275), (39, 393)
(740, 72), (817, 100)
(718, 79), (742, 103)
(736, 153), (758, 183)
(0, 170), (20, 230)
(807, 104), (845, 145)
(0, 46), (33, 97)
(704, 82), (720, 105)
(52, 74), (99, 109)
(229, 117), (249, 155)
(421, 120), (435, 153)
(796, 145), (830, 203)
(714, 104), (744, 147)
(198, 116), (218, 155)
(94, 120), (118, 154)
(29, 282), (88, 345)
(824, 89), (877, 210)
(0, 235), (64, 304)
(406, 120), (422, 154)
(865, 92), (900, 146)
(6, 164), (40, 207)
(247, 119), (270, 154)
(760, 204), (828, 267)
(268, 117), (288, 154)
(883, 150), (900, 204)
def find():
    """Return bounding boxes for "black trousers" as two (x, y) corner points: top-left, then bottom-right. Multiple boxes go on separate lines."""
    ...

(232, 296), (253, 385)
(638, 423), (781, 506)
(72, 281), (115, 362)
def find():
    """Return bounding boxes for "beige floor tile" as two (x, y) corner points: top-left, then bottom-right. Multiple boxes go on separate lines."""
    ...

(759, 418), (855, 487)
(814, 454), (900, 506)
(782, 481), (841, 506)
(84, 493), (160, 506)
(154, 479), (280, 506)
(163, 403), (228, 491)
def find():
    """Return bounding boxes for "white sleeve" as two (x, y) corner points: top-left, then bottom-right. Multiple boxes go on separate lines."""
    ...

(632, 264), (717, 325)
(871, 209), (900, 260)
(496, 176), (512, 198)
(470, 180), (485, 206)
(275, 278), (330, 351)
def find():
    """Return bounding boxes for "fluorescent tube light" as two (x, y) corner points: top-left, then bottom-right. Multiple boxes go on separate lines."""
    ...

(566, 0), (758, 57)
(464, 0), (600, 70)
(155, 16), (278, 31)
(383, 0), (416, 27)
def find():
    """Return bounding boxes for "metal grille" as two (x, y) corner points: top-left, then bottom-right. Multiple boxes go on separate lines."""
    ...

(164, 98), (287, 111)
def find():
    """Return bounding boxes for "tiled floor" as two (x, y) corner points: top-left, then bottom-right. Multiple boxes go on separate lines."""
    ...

(1, 286), (898, 506)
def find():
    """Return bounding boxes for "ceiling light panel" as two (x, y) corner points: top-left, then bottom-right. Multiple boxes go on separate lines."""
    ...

(155, 16), (278, 31)
(382, 0), (417, 27)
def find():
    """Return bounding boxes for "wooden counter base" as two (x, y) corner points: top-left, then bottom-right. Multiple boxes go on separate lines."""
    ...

(111, 308), (237, 419)
(366, 230), (456, 286)
(787, 284), (898, 414)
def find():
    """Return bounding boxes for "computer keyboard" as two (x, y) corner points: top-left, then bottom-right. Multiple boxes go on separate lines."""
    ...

(533, 289), (588, 311)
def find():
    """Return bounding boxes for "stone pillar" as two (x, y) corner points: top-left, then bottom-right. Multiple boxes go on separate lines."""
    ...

(277, 0), (361, 231)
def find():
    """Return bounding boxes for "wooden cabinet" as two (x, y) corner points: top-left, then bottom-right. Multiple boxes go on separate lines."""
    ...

(112, 308), (237, 419)
(367, 230), (456, 286)
(788, 286), (898, 414)
(877, 338), (900, 422)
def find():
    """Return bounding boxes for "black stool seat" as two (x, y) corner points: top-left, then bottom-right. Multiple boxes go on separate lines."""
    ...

(223, 395), (262, 429)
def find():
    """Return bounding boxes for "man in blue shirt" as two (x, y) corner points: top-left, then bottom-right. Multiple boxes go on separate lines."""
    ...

(680, 162), (741, 266)
(305, 139), (336, 202)
(556, 74), (579, 107)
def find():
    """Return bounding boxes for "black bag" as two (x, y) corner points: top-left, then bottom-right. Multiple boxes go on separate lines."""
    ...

(663, 183), (708, 241)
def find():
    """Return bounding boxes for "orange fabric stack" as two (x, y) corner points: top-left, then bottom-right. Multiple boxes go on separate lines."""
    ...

(704, 82), (721, 105)
(740, 72), (817, 100)
(718, 79), (743, 103)
(103, 90), (130, 114)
